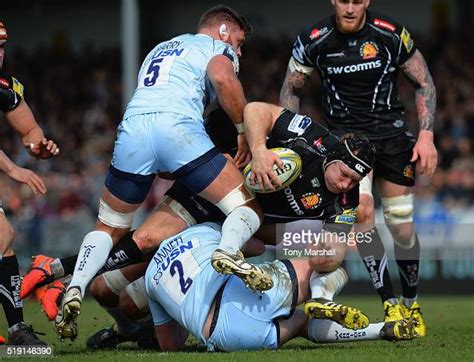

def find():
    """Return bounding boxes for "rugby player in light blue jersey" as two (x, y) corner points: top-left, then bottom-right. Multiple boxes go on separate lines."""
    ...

(144, 223), (387, 352)
(55, 6), (270, 341)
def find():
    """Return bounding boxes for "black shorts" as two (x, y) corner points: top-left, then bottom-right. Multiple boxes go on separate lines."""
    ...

(165, 182), (225, 224)
(371, 133), (416, 186)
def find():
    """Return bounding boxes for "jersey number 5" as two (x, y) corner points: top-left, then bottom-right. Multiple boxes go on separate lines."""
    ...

(144, 58), (163, 86)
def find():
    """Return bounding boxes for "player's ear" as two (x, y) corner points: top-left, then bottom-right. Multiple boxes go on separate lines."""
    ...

(218, 23), (229, 42)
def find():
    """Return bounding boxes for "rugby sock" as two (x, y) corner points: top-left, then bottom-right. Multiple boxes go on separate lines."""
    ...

(104, 306), (141, 337)
(219, 206), (261, 253)
(56, 255), (77, 277)
(394, 234), (420, 299)
(308, 319), (383, 343)
(69, 231), (113, 297)
(57, 233), (145, 278)
(310, 268), (348, 300)
(357, 227), (396, 303)
(0, 255), (23, 327)
(97, 232), (145, 275)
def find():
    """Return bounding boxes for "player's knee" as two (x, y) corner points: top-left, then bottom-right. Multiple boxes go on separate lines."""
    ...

(0, 212), (15, 247)
(98, 198), (136, 229)
(381, 194), (415, 247)
(119, 290), (141, 319)
(381, 194), (414, 224)
(309, 241), (345, 272)
(309, 256), (340, 273)
(389, 224), (415, 248)
(356, 194), (374, 224)
(216, 184), (260, 216)
(132, 229), (158, 253)
(121, 279), (149, 320)
(90, 275), (118, 307)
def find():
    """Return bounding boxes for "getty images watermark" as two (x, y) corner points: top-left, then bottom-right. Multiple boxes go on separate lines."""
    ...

(278, 229), (374, 259)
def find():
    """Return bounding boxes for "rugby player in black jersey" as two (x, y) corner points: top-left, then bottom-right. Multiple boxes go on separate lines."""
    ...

(0, 22), (59, 345)
(279, 0), (437, 338)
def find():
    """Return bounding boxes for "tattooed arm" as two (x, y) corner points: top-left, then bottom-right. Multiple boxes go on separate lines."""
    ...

(400, 49), (438, 177)
(279, 64), (310, 113)
(400, 50), (437, 131)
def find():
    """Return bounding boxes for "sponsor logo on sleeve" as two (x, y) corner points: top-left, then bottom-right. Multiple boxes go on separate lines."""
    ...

(288, 115), (312, 135)
(309, 27), (328, 40)
(359, 41), (379, 59)
(374, 19), (396, 32)
(12, 77), (24, 97)
(401, 27), (414, 53)
(313, 137), (327, 154)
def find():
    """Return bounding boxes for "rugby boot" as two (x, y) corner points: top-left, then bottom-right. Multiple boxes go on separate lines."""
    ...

(401, 300), (426, 337)
(41, 280), (66, 320)
(21, 255), (56, 299)
(0, 335), (6, 344)
(86, 324), (135, 349)
(55, 286), (82, 341)
(304, 298), (370, 330)
(211, 248), (273, 292)
(379, 300), (416, 341)
(7, 323), (47, 345)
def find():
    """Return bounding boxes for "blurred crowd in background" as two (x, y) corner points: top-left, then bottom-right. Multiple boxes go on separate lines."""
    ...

(0, 27), (473, 263)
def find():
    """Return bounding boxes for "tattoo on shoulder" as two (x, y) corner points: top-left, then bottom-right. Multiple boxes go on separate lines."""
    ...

(401, 50), (437, 131)
(279, 68), (309, 113)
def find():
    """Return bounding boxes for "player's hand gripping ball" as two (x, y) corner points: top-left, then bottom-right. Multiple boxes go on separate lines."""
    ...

(243, 148), (302, 193)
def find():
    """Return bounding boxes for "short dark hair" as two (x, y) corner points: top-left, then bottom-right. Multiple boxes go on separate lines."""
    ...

(198, 5), (252, 35)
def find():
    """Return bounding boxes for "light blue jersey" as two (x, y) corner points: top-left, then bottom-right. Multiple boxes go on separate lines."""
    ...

(124, 33), (238, 121)
(145, 223), (229, 344)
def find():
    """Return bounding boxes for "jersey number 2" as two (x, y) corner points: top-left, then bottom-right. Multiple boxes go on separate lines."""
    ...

(170, 260), (193, 294)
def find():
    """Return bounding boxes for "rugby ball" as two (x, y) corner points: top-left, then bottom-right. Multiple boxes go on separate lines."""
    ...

(243, 148), (302, 193)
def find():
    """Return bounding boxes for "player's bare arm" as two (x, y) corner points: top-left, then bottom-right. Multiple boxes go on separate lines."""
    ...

(279, 66), (310, 113)
(244, 102), (285, 191)
(0, 150), (46, 194)
(208, 54), (250, 167)
(154, 320), (189, 352)
(5, 99), (60, 159)
(400, 50), (438, 176)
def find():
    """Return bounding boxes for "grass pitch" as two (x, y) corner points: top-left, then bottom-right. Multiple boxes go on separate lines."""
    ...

(1, 295), (473, 361)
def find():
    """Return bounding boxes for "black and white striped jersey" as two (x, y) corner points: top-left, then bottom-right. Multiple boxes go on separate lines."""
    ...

(291, 11), (416, 140)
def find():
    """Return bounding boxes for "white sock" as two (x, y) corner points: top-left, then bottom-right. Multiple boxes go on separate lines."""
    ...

(308, 319), (384, 343)
(69, 231), (113, 297)
(219, 206), (260, 254)
(310, 268), (348, 300)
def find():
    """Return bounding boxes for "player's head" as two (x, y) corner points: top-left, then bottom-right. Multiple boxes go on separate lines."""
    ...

(323, 133), (375, 193)
(331, 0), (371, 34)
(0, 22), (7, 69)
(197, 5), (252, 57)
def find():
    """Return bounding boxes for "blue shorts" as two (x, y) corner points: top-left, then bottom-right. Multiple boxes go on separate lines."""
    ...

(106, 112), (225, 203)
(206, 260), (298, 351)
